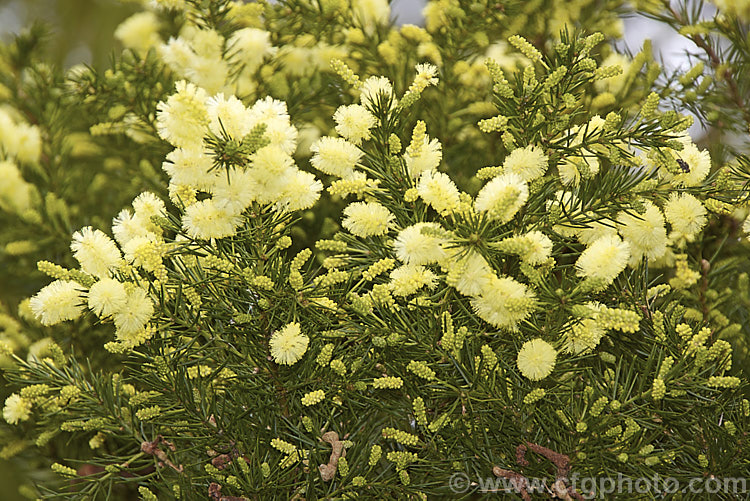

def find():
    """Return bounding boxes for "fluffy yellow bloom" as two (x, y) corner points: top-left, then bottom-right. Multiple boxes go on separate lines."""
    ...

(211, 168), (259, 214)
(404, 136), (442, 179)
(114, 11), (161, 53)
(471, 276), (536, 330)
(565, 311), (605, 354)
(112, 208), (159, 247)
(30, 280), (84, 326)
(0, 110), (42, 164)
(617, 201), (668, 264)
(360, 76), (396, 109)
(342, 201), (394, 237)
(3, 394), (32, 425)
(162, 147), (217, 191)
(122, 235), (165, 272)
(503, 145), (549, 181)
(497, 230), (553, 265)
(113, 287), (154, 336)
(182, 198), (242, 239)
(310, 137), (362, 178)
(0, 159), (33, 214)
(656, 133), (711, 187)
(333, 104), (377, 145)
(444, 249), (494, 296)
(132, 192), (166, 231)
(352, 0), (391, 34)
(517, 338), (557, 380)
(663, 192), (707, 243)
(71, 227), (122, 278)
(167, 26), (227, 94)
(394, 222), (450, 265)
(276, 170), (322, 211)
(226, 28), (276, 73)
(269, 322), (309, 365)
(156, 80), (209, 148)
(263, 117), (299, 156)
(88, 278), (128, 318)
(575, 234), (630, 285)
(245, 97), (298, 153)
(474, 173), (529, 223)
(206, 93), (252, 139)
(417, 170), (460, 214)
(389, 265), (437, 296)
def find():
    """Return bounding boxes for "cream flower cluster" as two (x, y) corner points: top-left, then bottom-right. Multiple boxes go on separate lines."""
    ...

(28, 84), (324, 350)
(30, 194), (162, 347)
(157, 81), (322, 240)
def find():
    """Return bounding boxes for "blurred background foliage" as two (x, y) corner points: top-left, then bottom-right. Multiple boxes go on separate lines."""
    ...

(0, 0), (137, 68)
(0, 3), (135, 499)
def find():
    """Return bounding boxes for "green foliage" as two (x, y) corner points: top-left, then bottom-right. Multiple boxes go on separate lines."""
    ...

(0, 1), (749, 500)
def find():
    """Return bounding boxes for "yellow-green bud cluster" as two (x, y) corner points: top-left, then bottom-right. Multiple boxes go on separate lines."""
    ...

(337, 456), (349, 477)
(369, 283), (394, 307)
(329, 176), (371, 197)
(407, 360), (436, 380)
(301, 390), (325, 406)
(387, 450), (418, 470)
(485, 58), (513, 98)
(406, 121), (427, 158)
(271, 438), (296, 455)
(37, 261), (70, 280)
(413, 397), (428, 426)
(330, 59), (361, 89)
(316, 239), (348, 253)
(724, 420), (736, 436)
(594, 64), (623, 81)
(372, 376), (403, 389)
(476, 166), (503, 180)
(523, 388), (546, 405)
(675, 323), (693, 341)
(135, 405), (162, 421)
(276, 236), (292, 249)
(478, 115), (509, 133)
(679, 62), (705, 86)
(508, 35), (542, 63)
(363, 258), (395, 281)
(590, 396), (608, 417)
(313, 347), (333, 371)
(596, 306), (641, 333)
(605, 425), (623, 438)
(621, 418), (640, 442)
(51, 463), (77, 477)
(428, 413), (449, 432)
(652, 378), (666, 400)
(251, 275), (275, 290)
(707, 376), (741, 388)
(382, 427), (419, 446)
(368, 445), (382, 466)
(686, 327), (710, 355)
(670, 255), (700, 289)
(543, 66), (567, 90)
(330, 359), (346, 376)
